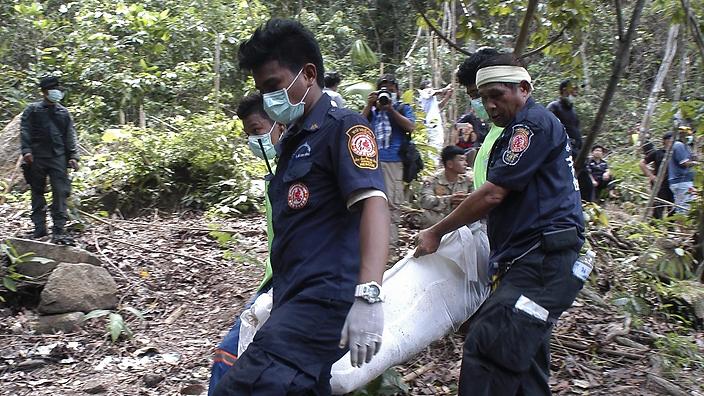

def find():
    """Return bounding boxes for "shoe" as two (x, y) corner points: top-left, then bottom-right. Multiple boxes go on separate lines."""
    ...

(28, 230), (48, 239)
(51, 234), (75, 246)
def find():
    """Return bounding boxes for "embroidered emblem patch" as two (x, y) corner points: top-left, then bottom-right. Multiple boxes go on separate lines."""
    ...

(293, 143), (312, 159)
(287, 183), (309, 209)
(502, 124), (534, 166)
(346, 125), (378, 169)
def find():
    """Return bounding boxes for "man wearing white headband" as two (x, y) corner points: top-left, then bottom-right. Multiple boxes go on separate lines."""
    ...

(415, 54), (586, 395)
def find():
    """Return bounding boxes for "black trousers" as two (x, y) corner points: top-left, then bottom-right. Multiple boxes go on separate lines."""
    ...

(458, 247), (583, 396)
(652, 185), (674, 219)
(28, 155), (70, 234)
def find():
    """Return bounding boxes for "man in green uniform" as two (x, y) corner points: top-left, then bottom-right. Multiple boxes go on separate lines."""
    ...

(420, 145), (472, 227)
(20, 76), (79, 244)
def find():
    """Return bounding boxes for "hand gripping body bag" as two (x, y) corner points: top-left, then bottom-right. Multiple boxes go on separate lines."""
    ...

(329, 223), (490, 394)
(236, 224), (490, 393)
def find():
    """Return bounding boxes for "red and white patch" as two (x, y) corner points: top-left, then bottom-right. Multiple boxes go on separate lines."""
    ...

(510, 127), (531, 152)
(346, 125), (378, 169)
(287, 183), (309, 209)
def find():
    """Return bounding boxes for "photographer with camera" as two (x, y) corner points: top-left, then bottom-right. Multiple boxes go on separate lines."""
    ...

(362, 74), (416, 261)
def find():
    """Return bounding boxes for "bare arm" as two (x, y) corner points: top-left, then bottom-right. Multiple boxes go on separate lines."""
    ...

(387, 106), (415, 132)
(415, 181), (509, 257)
(358, 195), (389, 284)
(639, 159), (655, 181)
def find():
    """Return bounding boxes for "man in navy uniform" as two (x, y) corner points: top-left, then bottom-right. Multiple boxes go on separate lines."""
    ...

(214, 19), (389, 395)
(415, 54), (586, 395)
(20, 75), (79, 244)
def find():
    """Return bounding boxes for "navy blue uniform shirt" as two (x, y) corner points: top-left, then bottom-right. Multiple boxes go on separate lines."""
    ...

(268, 94), (386, 307)
(486, 97), (584, 263)
(20, 101), (79, 159)
(587, 159), (609, 182)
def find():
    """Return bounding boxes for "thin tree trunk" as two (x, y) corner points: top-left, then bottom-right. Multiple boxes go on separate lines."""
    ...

(513, 0), (538, 55)
(638, 24), (680, 146)
(580, 29), (591, 93)
(680, 0), (704, 61)
(214, 32), (221, 109)
(138, 103), (146, 129)
(118, 109), (126, 125)
(576, 0), (647, 171)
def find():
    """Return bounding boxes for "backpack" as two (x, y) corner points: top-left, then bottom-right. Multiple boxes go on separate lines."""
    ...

(399, 131), (424, 183)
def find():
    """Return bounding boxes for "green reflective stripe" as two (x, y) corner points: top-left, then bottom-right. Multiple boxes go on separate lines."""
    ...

(473, 124), (504, 190)
(257, 179), (274, 291)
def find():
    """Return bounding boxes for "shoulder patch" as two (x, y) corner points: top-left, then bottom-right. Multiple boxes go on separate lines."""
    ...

(502, 124), (534, 166)
(346, 125), (378, 169)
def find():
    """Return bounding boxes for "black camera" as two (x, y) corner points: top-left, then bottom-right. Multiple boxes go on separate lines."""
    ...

(377, 88), (392, 106)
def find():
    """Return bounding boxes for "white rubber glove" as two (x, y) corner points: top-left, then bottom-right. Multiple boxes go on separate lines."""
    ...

(339, 298), (384, 367)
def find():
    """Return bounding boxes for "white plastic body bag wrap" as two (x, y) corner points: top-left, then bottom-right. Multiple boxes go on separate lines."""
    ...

(330, 223), (490, 394)
(235, 224), (490, 394)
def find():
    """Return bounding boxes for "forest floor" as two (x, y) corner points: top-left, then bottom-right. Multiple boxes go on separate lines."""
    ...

(0, 201), (703, 396)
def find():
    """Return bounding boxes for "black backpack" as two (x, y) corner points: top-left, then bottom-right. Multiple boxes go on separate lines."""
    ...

(399, 131), (424, 183)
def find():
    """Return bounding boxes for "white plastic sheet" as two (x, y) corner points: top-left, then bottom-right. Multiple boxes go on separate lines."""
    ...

(235, 224), (490, 394)
(330, 224), (490, 394)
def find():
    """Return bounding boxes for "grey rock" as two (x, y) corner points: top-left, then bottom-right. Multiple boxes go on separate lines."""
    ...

(143, 373), (165, 388)
(33, 312), (85, 334)
(5, 237), (102, 267)
(674, 280), (704, 320)
(39, 263), (117, 315)
(180, 384), (206, 395)
(83, 379), (107, 394)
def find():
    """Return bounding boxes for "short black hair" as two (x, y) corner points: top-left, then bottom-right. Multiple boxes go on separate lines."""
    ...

(236, 92), (270, 121)
(642, 141), (655, 155)
(441, 145), (465, 167)
(420, 79), (432, 89)
(238, 19), (325, 88)
(457, 47), (501, 87)
(662, 132), (673, 140)
(591, 144), (605, 152)
(559, 79), (572, 92)
(324, 72), (341, 88)
(377, 74), (398, 89)
(476, 53), (526, 91)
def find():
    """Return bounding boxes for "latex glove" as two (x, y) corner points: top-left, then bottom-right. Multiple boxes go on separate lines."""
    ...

(339, 298), (383, 367)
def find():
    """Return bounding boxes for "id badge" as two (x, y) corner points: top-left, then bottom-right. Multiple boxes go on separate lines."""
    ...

(572, 260), (593, 281)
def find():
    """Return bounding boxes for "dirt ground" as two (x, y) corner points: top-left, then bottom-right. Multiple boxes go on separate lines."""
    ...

(1, 201), (702, 395)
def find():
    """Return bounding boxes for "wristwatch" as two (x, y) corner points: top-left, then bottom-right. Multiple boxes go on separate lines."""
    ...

(355, 281), (384, 304)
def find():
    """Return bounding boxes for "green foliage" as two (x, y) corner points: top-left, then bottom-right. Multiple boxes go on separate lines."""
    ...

(75, 112), (266, 214)
(0, 241), (52, 302)
(84, 306), (144, 342)
(655, 333), (704, 378)
(352, 367), (409, 396)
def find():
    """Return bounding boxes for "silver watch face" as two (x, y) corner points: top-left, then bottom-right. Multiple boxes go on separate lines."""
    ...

(367, 285), (380, 298)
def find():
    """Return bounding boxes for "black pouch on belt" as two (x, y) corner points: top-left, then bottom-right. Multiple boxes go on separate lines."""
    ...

(541, 227), (578, 252)
(20, 162), (32, 184)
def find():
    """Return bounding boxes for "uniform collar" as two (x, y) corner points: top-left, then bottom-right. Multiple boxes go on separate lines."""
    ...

(278, 93), (331, 149)
(512, 96), (536, 125)
(437, 169), (464, 185)
(299, 93), (332, 133)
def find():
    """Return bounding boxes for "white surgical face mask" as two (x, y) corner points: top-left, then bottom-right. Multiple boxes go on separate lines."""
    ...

(262, 68), (311, 124)
(247, 123), (278, 161)
(47, 89), (64, 103)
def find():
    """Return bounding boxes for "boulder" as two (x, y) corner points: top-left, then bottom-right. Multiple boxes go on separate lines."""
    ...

(0, 114), (21, 179)
(33, 312), (85, 334)
(38, 263), (117, 315)
(673, 280), (704, 321)
(6, 237), (102, 266)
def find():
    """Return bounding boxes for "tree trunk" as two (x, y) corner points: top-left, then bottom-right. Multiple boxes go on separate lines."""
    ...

(575, 0), (647, 172)
(680, 0), (704, 61)
(138, 103), (146, 129)
(214, 32), (221, 110)
(638, 24), (680, 147)
(513, 0), (538, 55)
(118, 109), (126, 125)
(580, 30), (591, 93)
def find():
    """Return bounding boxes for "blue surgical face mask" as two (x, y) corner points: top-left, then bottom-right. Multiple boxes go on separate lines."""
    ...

(471, 98), (489, 120)
(262, 68), (311, 124)
(47, 89), (64, 103)
(247, 123), (278, 161)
